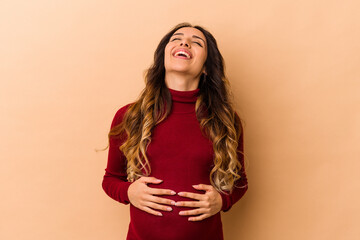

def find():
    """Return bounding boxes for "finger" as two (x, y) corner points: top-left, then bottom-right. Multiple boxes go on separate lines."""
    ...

(175, 200), (202, 208)
(142, 206), (163, 217)
(179, 208), (206, 216)
(188, 214), (209, 221)
(146, 201), (173, 212)
(147, 195), (176, 206)
(148, 187), (176, 196)
(177, 191), (203, 200)
(141, 177), (163, 185)
(192, 184), (213, 191)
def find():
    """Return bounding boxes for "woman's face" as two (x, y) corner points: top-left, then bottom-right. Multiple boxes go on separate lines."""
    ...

(164, 27), (207, 78)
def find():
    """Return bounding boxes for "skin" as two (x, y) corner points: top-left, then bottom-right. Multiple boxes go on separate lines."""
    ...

(164, 27), (207, 91)
(128, 27), (223, 221)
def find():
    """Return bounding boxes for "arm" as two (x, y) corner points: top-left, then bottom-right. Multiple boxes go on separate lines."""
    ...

(219, 120), (248, 213)
(102, 104), (133, 205)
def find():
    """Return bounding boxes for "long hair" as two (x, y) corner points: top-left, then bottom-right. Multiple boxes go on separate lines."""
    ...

(108, 22), (245, 195)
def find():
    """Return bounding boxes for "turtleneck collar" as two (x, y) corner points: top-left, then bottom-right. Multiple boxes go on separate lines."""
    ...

(167, 87), (200, 114)
(168, 87), (200, 103)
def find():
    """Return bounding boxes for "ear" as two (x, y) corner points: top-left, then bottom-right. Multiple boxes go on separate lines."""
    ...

(202, 66), (207, 75)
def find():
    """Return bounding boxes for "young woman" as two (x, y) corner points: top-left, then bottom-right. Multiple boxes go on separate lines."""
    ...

(102, 22), (248, 240)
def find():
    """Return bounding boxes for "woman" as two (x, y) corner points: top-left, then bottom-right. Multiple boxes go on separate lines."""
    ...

(102, 22), (248, 240)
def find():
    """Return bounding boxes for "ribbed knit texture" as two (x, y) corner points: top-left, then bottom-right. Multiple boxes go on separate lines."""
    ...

(102, 87), (248, 240)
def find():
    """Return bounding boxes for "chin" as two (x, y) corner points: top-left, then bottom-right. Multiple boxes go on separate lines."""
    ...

(166, 65), (191, 73)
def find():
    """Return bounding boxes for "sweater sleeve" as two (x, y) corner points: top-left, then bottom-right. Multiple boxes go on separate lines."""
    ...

(102, 104), (133, 205)
(219, 118), (249, 213)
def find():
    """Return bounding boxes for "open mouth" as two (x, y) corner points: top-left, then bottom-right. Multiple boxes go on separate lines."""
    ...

(173, 49), (192, 60)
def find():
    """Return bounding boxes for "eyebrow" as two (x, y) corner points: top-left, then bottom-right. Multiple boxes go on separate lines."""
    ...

(172, 33), (206, 44)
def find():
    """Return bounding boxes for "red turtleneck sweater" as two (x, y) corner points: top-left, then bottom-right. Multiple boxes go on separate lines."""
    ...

(102, 87), (248, 240)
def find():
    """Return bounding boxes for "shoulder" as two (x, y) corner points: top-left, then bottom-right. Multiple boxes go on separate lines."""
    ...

(114, 102), (134, 119)
(234, 110), (244, 140)
(234, 111), (240, 120)
(234, 111), (243, 128)
(110, 102), (135, 129)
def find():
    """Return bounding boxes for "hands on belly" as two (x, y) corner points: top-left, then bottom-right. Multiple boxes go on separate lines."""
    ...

(175, 184), (222, 221)
(128, 177), (222, 221)
(127, 176), (176, 216)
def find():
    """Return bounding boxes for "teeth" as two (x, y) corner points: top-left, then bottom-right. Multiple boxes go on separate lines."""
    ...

(174, 51), (190, 59)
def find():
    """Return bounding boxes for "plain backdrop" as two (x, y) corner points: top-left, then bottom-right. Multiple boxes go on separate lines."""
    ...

(1, 0), (359, 239)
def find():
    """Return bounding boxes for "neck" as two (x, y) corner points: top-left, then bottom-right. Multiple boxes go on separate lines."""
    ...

(164, 72), (201, 91)
(166, 86), (200, 114)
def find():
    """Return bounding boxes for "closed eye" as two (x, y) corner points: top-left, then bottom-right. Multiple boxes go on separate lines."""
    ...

(170, 38), (203, 47)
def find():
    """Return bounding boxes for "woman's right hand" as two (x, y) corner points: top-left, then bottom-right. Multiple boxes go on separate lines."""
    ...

(127, 176), (177, 216)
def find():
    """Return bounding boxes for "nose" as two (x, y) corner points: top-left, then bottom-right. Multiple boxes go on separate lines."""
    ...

(180, 40), (190, 48)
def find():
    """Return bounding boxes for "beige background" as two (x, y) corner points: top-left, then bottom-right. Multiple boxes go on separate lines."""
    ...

(1, 0), (359, 239)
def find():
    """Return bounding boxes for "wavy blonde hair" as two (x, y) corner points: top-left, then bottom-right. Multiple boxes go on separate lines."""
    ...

(107, 22), (245, 195)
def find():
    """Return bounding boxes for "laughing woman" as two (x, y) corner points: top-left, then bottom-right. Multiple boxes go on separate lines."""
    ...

(102, 22), (248, 240)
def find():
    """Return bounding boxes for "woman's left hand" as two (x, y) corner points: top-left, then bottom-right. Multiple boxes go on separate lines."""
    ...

(175, 184), (222, 221)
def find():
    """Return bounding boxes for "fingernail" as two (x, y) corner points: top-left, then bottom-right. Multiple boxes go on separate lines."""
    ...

(158, 212), (163, 216)
(156, 179), (163, 182)
(171, 191), (176, 195)
(192, 185), (198, 187)
(171, 201), (176, 205)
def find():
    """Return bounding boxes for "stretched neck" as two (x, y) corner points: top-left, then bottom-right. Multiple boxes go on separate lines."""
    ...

(164, 72), (201, 91)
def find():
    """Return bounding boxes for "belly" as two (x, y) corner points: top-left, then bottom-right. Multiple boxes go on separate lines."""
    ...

(128, 201), (223, 240)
